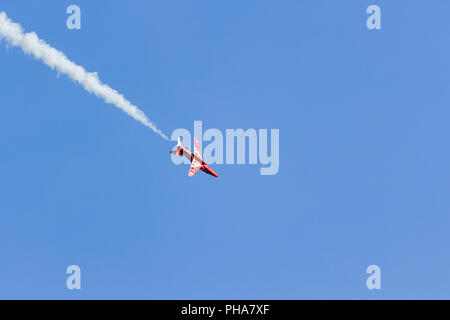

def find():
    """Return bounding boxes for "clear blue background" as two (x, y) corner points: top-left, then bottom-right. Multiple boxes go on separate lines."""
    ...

(0, 1), (449, 299)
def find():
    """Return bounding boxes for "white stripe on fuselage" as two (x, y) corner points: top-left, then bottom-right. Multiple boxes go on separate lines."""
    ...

(180, 147), (202, 164)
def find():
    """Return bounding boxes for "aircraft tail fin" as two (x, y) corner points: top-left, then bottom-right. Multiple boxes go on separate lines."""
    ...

(170, 137), (184, 155)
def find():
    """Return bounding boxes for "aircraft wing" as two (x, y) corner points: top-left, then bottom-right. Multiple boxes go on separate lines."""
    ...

(189, 137), (203, 176)
(188, 158), (202, 177)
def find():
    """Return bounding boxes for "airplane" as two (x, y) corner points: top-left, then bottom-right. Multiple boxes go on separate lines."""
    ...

(170, 137), (219, 178)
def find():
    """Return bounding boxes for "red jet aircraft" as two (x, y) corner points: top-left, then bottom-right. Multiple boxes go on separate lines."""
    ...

(170, 137), (219, 178)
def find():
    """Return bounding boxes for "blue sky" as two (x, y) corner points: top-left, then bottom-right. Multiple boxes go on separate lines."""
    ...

(0, 1), (449, 299)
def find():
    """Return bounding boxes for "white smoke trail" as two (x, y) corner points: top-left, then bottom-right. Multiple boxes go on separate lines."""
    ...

(0, 11), (168, 140)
